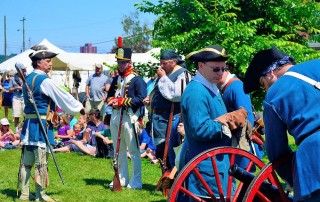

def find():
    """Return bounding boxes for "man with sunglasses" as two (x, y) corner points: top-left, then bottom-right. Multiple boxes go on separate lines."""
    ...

(243, 46), (320, 201)
(107, 46), (147, 189)
(176, 45), (247, 200)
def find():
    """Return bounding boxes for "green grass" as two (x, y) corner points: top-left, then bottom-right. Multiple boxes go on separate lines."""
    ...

(0, 108), (166, 202)
(0, 108), (297, 201)
(0, 150), (166, 202)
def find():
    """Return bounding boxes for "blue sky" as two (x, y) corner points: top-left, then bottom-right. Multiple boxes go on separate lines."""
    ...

(0, 0), (157, 55)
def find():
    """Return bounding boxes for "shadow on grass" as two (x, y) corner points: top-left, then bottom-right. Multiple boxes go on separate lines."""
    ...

(83, 178), (111, 189)
(83, 178), (165, 194)
(0, 188), (16, 201)
(0, 188), (62, 201)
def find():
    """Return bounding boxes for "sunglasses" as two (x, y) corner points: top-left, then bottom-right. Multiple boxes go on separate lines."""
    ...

(204, 64), (229, 72)
(2, 125), (9, 127)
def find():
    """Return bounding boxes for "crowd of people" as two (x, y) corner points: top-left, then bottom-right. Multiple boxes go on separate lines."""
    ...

(0, 41), (319, 202)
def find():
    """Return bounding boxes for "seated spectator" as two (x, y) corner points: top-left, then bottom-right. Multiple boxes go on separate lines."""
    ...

(53, 122), (85, 153)
(93, 128), (114, 158)
(54, 114), (71, 147)
(138, 127), (156, 162)
(67, 114), (78, 130)
(0, 118), (20, 149)
(73, 108), (107, 156)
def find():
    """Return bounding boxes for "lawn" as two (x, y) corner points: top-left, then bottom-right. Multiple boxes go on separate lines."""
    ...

(0, 108), (297, 201)
(0, 108), (166, 202)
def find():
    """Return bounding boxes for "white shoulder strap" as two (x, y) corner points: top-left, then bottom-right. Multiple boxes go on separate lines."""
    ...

(284, 71), (320, 90)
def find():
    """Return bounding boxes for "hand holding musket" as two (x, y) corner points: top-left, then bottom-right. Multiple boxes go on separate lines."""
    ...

(15, 63), (65, 185)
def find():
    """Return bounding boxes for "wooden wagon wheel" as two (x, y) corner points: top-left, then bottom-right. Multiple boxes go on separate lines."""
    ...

(168, 146), (265, 202)
(243, 153), (294, 202)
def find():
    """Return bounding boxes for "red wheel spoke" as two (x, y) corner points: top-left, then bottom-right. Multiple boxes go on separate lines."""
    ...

(179, 186), (206, 202)
(193, 167), (218, 201)
(211, 156), (225, 202)
(168, 147), (266, 202)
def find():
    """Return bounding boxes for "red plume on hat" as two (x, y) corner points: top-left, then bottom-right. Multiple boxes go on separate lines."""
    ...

(115, 36), (132, 61)
(118, 36), (123, 48)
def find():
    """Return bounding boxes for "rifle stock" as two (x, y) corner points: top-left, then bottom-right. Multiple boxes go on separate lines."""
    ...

(112, 107), (123, 192)
(15, 63), (65, 185)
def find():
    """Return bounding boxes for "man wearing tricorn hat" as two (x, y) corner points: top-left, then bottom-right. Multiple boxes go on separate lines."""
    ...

(243, 46), (320, 201)
(19, 45), (85, 201)
(143, 49), (190, 164)
(178, 45), (247, 200)
(107, 41), (147, 189)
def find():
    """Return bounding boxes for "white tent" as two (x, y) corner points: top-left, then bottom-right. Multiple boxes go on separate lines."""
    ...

(0, 38), (160, 73)
(0, 39), (68, 73)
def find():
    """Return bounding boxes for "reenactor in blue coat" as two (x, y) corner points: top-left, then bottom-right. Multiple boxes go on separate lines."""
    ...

(179, 45), (248, 200)
(243, 46), (320, 201)
(19, 45), (84, 201)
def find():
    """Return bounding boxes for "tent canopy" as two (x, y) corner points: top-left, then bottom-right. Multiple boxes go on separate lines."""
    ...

(0, 39), (160, 73)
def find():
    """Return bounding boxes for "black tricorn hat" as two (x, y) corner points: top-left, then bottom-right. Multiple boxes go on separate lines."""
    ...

(115, 48), (132, 61)
(243, 46), (291, 94)
(29, 50), (58, 61)
(186, 45), (228, 62)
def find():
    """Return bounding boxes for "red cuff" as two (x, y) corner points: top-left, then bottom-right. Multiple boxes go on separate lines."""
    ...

(117, 98), (124, 107)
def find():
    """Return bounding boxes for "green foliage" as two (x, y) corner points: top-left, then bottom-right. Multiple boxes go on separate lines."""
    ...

(110, 11), (153, 53)
(136, 0), (320, 110)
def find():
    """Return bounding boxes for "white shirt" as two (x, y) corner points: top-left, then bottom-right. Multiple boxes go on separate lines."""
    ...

(157, 66), (190, 102)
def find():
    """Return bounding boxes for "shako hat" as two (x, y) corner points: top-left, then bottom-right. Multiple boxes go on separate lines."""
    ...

(186, 45), (228, 62)
(115, 36), (132, 61)
(243, 46), (294, 94)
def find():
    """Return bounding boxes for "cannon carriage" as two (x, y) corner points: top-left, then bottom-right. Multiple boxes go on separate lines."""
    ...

(167, 146), (293, 202)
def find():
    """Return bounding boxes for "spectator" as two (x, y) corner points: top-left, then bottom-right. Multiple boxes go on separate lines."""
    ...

(93, 128), (114, 158)
(0, 118), (19, 149)
(9, 64), (27, 132)
(73, 108), (107, 156)
(54, 114), (71, 146)
(1, 71), (14, 117)
(104, 70), (118, 126)
(85, 64), (108, 118)
(53, 122), (84, 153)
(137, 127), (156, 162)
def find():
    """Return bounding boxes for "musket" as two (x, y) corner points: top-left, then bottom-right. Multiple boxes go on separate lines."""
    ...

(16, 145), (24, 196)
(15, 63), (65, 185)
(112, 76), (127, 192)
(155, 102), (174, 193)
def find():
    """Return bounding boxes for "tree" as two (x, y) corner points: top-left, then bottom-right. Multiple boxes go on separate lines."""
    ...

(111, 11), (152, 53)
(136, 0), (320, 109)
